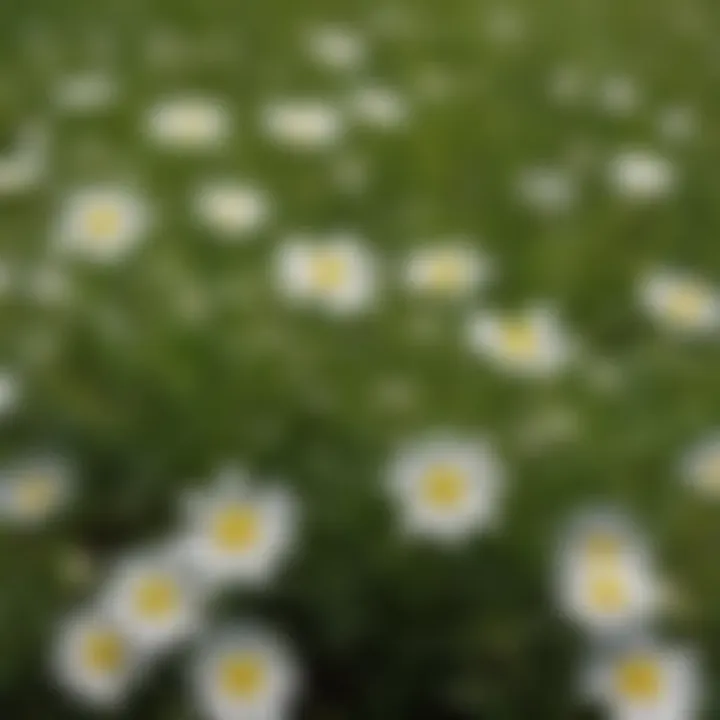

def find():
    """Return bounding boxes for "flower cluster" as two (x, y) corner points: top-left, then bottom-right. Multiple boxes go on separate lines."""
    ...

(49, 466), (301, 720)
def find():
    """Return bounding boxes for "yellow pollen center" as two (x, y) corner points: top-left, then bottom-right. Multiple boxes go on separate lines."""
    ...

(667, 286), (707, 322)
(134, 576), (180, 620)
(428, 256), (464, 290)
(615, 656), (662, 702)
(422, 465), (468, 510)
(219, 654), (267, 700)
(212, 506), (261, 552)
(311, 253), (347, 291)
(83, 630), (125, 674)
(502, 320), (538, 358)
(85, 205), (123, 240)
(587, 573), (628, 613)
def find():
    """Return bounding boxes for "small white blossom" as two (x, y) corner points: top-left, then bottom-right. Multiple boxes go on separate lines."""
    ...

(403, 241), (493, 299)
(101, 546), (205, 652)
(261, 99), (344, 150)
(275, 233), (378, 314)
(584, 642), (702, 720)
(54, 72), (119, 113)
(55, 185), (151, 263)
(0, 453), (74, 526)
(608, 149), (677, 202)
(193, 623), (301, 720)
(52, 608), (144, 708)
(180, 466), (300, 588)
(466, 306), (574, 377)
(0, 371), (20, 417)
(555, 509), (660, 636)
(516, 165), (578, 214)
(597, 75), (641, 117)
(386, 432), (506, 543)
(144, 96), (232, 151)
(638, 268), (720, 335)
(304, 25), (367, 71)
(193, 179), (271, 238)
(347, 85), (409, 129)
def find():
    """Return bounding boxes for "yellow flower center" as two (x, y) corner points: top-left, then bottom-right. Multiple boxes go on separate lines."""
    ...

(501, 320), (539, 358)
(615, 656), (662, 702)
(133, 576), (181, 620)
(428, 256), (464, 291)
(310, 252), (347, 292)
(14, 474), (57, 515)
(219, 654), (267, 700)
(85, 204), (123, 241)
(587, 573), (628, 613)
(666, 285), (708, 323)
(212, 505), (261, 553)
(421, 464), (469, 511)
(83, 630), (125, 675)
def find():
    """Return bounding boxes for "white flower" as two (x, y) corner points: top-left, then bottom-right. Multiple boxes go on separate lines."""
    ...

(597, 75), (641, 117)
(585, 642), (702, 720)
(547, 65), (587, 106)
(55, 185), (151, 262)
(386, 433), (506, 543)
(608, 150), (677, 201)
(516, 165), (578, 214)
(638, 268), (720, 335)
(304, 25), (367, 71)
(52, 608), (143, 708)
(555, 510), (660, 636)
(180, 467), (299, 587)
(275, 233), (378, 314)
(101, 546), (205, 652)
(404, 241), (492, 299)
(0, 371), (20, 417)
(193, 180), (271, 238)
(0, 125), (48, 196)
(145, 96), (232, 151)
(466, 306), (573, 377)
(193, 624), (301, 720)
(261, 99), (344, 150)
(54, 71), (119, 113)
(347, 86), (409, 129)
(0, 453), (74, 526)
(680, 432), (720, 497)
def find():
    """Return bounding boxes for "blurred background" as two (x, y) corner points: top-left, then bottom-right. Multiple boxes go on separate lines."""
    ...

(1, 0), (720, 717)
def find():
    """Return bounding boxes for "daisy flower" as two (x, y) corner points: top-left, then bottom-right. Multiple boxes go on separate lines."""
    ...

(53, 71), (119, 113)
(584, 642), (702, 720)
(607, 149), (677, 202)
(144, 95), (232, 151)
(515, 165), (578, 215)
(466, 306), (574, 377)
(193, 623), (301, 720)
(101, 546), (205, 652)
(180, 466), (299, 588)
(304, 25), (367, 72)
(386, 432), (506, 543)
(638, 268), (720, 335)
(403, 240), (493, 299)
(52, 608), (143, 708)
(261, 99), (344, 150)
(54, 185), (151, 263)
(0, 124), (48, 196)
(275, 233), (378, 314)
(555, 510), (660, 636)
(193, 179), (271, 238)
(347, 85), (409, 129)
(0, 453), (74, 526)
